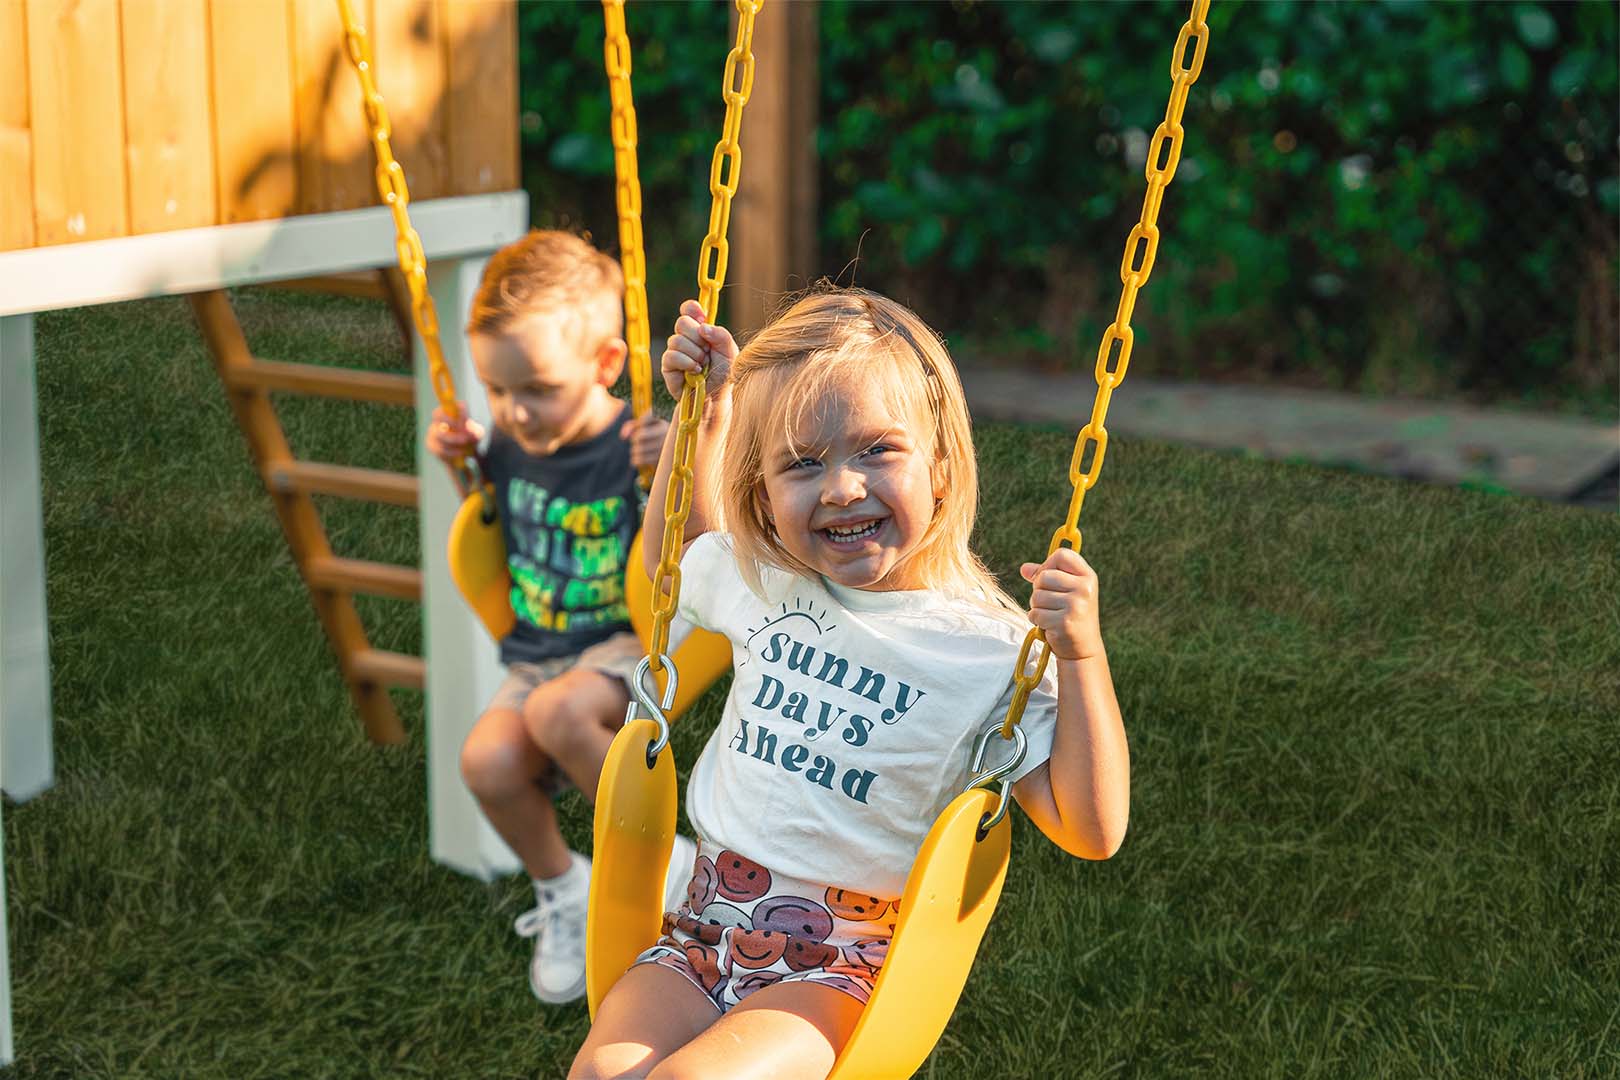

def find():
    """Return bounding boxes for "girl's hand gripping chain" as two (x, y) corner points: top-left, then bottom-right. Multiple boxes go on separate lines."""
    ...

(1020, 548), (1106, 662)
(662, 299), (737, 399)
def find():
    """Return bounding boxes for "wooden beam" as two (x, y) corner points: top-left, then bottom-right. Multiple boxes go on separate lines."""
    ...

(306, 555), (422, 601)
(350, 648), (426, 690)
(225, 358), (415, 405)
(267, 461), (419, 506)
(728, 0), (818, 337)
(190, 289), (407, 744)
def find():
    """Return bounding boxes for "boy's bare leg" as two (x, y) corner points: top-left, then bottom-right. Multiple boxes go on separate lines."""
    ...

(460, 707), (573, 880)
(569, 964), (720, 1080)
(522, 668), (632, 803)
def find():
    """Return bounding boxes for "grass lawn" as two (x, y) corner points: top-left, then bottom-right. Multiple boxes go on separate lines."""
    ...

(6, 290), (1618, 1078)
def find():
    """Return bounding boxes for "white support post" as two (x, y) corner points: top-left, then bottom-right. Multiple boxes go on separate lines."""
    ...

(418, 255), (520, 880)
(1, 792), (11, 1065)
(1, 313), (54, 803)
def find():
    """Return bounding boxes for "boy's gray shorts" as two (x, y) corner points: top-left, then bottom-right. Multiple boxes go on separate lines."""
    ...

(484, 631), (645, 796)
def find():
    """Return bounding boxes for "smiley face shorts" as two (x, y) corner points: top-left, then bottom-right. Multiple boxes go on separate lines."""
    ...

(633, 842), (900, 1013)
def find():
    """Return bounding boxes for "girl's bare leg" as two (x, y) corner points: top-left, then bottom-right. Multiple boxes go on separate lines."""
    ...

(569, 964), (721, 1080)
(646, 980), (865, 1080)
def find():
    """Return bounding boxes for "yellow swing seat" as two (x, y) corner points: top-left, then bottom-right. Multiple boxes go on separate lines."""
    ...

(588, 694), (1029, 1080)
(447, 488), (732, 718)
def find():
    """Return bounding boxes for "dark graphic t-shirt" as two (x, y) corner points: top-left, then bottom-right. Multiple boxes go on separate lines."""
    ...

(482, 406), (640, 665)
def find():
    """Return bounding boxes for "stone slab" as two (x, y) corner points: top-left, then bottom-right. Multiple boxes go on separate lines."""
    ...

(960, 369), (1619, 506)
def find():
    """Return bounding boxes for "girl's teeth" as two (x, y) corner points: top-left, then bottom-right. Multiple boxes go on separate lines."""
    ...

(827, 521), (880, 541)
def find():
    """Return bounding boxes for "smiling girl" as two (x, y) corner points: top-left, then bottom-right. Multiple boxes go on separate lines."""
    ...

(571, 288), (1130, 1080)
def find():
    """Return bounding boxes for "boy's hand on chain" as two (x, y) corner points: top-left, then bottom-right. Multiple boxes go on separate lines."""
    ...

(621, 413), (671, 469)
(425, 404), (484, 462)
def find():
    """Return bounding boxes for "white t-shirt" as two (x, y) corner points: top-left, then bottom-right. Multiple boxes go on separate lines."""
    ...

(677, 533), (1059, 899)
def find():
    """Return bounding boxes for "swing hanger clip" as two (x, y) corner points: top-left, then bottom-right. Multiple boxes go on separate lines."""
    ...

(967, 723), (1027, 839)
(627, 653), (679, 768)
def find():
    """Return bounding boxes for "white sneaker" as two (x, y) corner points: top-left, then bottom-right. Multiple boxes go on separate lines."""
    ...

(664, 834), (699, 913)
(513, 853), (591, 1004)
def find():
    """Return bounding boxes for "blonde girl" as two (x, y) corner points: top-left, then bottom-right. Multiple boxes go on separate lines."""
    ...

(571, 288), (1129, 1080)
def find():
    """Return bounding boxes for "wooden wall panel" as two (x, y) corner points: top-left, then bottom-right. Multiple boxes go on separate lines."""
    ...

(293, 0), (373, 215)
(0, 0), (35, 250)
(25, 0), (128, 245)
(209, 0), (299, 223)
(122, 0), (216, 235)
(373, 0), (447, 201)
(443, 0), (517, 196)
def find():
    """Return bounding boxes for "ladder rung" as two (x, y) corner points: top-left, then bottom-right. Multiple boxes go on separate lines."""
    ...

(263, 271), (393, 301)
(269, 462), (418, 506)
(228, 359), (414, 406)
(306, 556), (422, 601)
(350, 649), (425, 691)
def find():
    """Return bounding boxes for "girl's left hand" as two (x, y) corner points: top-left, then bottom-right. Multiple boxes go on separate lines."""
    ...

(621, 413), (670, 469)
(1020, 548), (1105, 661)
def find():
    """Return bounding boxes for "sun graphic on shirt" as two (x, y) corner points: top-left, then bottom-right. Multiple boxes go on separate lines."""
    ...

(740, 597), (836, 666)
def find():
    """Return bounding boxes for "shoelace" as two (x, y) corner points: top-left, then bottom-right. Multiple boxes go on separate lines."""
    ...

(513, 890), (566, 940)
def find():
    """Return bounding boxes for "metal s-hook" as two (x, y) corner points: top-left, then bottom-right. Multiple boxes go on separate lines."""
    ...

(625, 653), (679, 768)
(966, 724), (1028, 840)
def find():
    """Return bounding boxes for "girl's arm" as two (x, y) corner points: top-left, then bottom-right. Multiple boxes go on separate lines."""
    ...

(642, 300), (736, 580)
(1010, 548), (1131, 860)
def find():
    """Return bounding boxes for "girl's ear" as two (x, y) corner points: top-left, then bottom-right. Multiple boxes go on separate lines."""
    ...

(931, 458), (948, 501)
(755, 482), (775, 524)
(596, 337), (628, 386)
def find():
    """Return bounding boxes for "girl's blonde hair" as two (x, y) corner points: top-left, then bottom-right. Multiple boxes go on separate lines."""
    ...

(717, 287), (1020, 616)
(466, 229), (622, 352)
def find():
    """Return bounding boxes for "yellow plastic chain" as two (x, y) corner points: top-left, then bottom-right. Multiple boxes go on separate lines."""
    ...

(602, 0), (654, 470)
(335, 0), (478, 494)
(646, 0), (761, 675)
(1001, 0), (1210, 738)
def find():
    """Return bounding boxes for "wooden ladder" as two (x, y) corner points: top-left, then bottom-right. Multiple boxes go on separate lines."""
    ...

(189, 288), (425, 744)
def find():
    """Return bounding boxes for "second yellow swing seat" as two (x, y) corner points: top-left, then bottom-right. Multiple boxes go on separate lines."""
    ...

(447, 489), (732, 719)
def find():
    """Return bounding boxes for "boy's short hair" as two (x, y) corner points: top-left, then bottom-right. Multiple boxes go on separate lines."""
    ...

(467, 230), (624, 354)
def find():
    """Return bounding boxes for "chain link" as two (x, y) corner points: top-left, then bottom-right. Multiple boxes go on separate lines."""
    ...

(647, 0), (761, 675)
(1001, 0), (1210, 738)
(602, 0), (654, 489)
(335, 0), (481, 495)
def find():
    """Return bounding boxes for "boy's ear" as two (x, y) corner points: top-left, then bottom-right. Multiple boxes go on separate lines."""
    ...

(596, 337), (628, 386)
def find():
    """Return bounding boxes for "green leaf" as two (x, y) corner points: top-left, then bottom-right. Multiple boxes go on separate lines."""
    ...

(547, 132), (611, 175)
(1598, 177), (1620, 213)
(1498, 44), (1532, 93)
(1549, 51), (1595, 97)
(1031, 26), (1079, 64)
(904, 216), (946, 263)
(1513, 4), (1558, 48)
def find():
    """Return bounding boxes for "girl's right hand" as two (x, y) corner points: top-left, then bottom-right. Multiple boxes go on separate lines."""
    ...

(425, 405), (484, 462)
(662, 299), (737, 399)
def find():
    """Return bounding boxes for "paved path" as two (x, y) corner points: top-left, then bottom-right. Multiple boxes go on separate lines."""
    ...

(959, 369), (1619, 509)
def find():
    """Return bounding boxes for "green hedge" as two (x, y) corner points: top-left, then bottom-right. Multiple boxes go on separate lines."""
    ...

(518, 1), (1617, 414)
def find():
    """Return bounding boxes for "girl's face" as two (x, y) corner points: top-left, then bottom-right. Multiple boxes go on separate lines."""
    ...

(756, 387), (940, 591)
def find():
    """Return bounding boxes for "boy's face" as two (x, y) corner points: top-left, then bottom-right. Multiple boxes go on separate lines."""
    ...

(470, 315), (624, 457)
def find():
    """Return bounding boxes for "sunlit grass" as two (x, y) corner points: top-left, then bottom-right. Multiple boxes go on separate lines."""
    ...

(5, 294), (1617, 1077)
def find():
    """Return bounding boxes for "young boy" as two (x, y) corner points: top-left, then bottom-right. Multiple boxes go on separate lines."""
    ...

(425, 230), (696, 1004)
